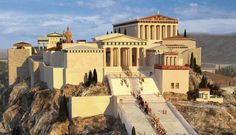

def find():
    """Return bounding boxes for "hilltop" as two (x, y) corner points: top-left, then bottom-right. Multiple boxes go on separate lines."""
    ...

(189, 33), (236, 64)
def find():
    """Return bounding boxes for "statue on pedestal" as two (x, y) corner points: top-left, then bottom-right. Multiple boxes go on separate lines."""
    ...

(63, 27), (73, 43)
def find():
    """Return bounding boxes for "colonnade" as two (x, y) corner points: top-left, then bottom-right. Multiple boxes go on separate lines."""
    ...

(104, 47), (146, 68)
(139, 24), (178, 40)
(164, 56), (177, 66)
(38, 41), (48, 50)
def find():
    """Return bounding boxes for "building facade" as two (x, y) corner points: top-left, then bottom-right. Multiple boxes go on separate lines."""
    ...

(9, 13), (202, 94)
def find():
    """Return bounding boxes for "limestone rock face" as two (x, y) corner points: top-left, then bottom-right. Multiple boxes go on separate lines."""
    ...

(0, 81), (126, 135)
(0, 82), (62, 135)
(174, 101), (236, 134)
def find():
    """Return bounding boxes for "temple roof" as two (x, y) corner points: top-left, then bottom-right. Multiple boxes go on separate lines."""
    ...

(163, 36), (195, 41)
(163, 52), (178, 55)
(47, 32), (63, 37)
(13, 42), (32, 47)
(63, 45), (102, 51)
(138, 14), (177, 21)
(94, 33), (146, 42)
(113, 13), (178, 27)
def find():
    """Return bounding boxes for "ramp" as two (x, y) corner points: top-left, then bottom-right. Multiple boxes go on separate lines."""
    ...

(117, 99), (157, 135)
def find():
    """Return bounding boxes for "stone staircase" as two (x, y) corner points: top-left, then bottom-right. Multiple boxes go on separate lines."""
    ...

(107, 72), (160, 96)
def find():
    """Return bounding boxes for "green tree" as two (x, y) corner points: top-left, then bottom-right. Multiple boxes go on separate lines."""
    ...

(88, 70), (93, 86)
(184, 29), (187, 37)
(190, 52), (194, 68)
(199, 75), (207, 88)
(132, 127), (136, 135)
(193, 57), (197, 69)
(187, 88), (199, 100)
(58, 95), (68, 122)
(92, 69), (98, 84)
(194, 65), (202, 75)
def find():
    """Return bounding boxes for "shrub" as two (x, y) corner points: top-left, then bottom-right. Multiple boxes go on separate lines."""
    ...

(58, 95), (68, 122)
(92, 69), (98, 84)
(187, 88), (199, 100)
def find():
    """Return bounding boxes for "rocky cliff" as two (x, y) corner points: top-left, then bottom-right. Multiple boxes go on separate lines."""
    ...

(0, 82), (126, 135)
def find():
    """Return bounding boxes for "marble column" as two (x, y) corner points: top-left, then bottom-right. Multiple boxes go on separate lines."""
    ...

(160, 25), (163, 40)
(165, 56), (167, 65)
(110, 48), (113, 67)
(172, 25), (175, 36)
(145, 25), (148, 40)
(129, 48), (132, 67)
(176, 25), (178, 36)
(143, 49), (146, 66)
(118, 48), (120, 67)
(104, 48), (106, 67)
(165, 25), (168, 38)
(137, 48), (139, 67)
(153, 25), (156, 40)
(142, 25), (145, 39)
(139, 25), (141, 39)
(156, 25), (159, 40)
(148, 25), (151, 40)
(170, 25), (174, 37)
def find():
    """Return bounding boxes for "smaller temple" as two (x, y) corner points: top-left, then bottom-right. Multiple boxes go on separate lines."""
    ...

(37, 32), (63, 50)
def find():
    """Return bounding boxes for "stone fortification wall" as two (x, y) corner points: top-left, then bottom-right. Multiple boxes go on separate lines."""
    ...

(8, 48), (31, 86)
(68, 96), (113, 118)
(28, 58), (40, 87)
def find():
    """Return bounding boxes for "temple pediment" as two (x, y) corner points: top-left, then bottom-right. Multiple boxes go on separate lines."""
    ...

(95, 33), (146, 43)
(47, 32), (63, 37)
(139, 14), (177, 21)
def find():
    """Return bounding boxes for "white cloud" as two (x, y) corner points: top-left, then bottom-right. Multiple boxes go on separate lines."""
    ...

(174, 3), (228, 20)
(76, 0), (116, 8)
(189, 3), (198, 7)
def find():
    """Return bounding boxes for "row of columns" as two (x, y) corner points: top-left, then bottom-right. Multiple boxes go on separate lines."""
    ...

(38, 42), (47, 50)
(139, 24), (178, 40)
(164, 56), (177, 66)
(104, 47), (145, 67)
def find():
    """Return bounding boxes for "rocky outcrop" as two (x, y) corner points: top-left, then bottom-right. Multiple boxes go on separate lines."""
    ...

(0, 81), (60, 134)
(174, 101), (236, 135)
(0, 81), (124, 135)
(189, 70), (202, 90)
(63, 82), (110, 97)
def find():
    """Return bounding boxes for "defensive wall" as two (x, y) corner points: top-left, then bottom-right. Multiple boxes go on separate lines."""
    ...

(68, 96), (114, 118)
(8, 48), (31, 86)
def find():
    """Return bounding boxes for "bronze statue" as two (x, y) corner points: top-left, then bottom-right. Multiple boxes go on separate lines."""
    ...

(63, 27), (73, 43)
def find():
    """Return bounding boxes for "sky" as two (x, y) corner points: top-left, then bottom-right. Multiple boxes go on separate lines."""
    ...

(0, 0), (236, 49)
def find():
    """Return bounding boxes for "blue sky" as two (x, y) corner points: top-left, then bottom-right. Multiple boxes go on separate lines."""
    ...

(1, 0), (236, 48)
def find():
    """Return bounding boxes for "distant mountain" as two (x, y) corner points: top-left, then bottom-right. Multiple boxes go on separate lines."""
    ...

(0, 48), (7, 60)
(189, 33), (236, 64)
(1, 33), (236, 63)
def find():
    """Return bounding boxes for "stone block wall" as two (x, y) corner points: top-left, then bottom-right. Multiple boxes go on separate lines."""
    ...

(8, 48), (31, 86)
